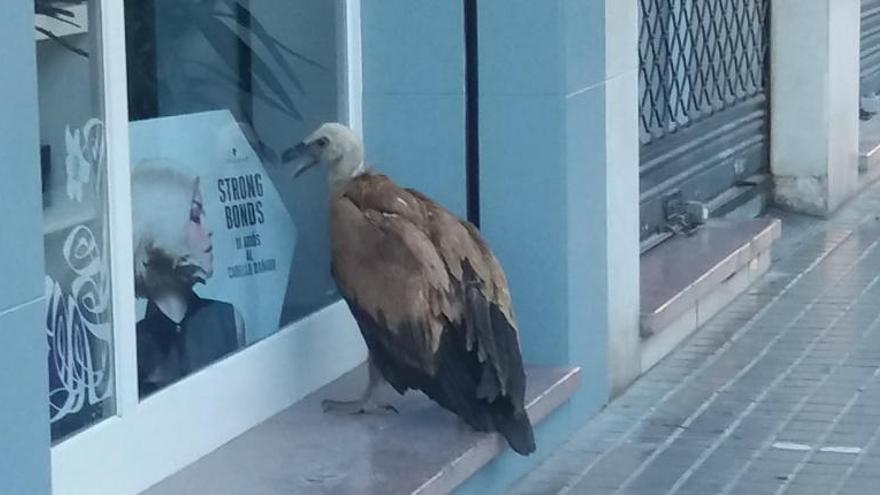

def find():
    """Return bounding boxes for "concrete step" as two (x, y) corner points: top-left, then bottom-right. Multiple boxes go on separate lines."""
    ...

(143, 364), (580, 495)
(640, 217), (781, 372)
(860, 116), (880, 173)
(858, 117), (880, 193)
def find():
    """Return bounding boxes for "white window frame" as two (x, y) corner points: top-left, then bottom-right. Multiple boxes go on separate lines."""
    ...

(49, 1), (364, 494)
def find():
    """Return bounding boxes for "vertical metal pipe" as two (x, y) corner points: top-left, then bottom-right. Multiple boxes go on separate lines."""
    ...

(464, 0), (480, 227)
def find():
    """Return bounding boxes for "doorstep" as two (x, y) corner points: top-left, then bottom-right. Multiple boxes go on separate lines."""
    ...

(860, 115), (880, 174)
(640, 217), (781, 372)
(860, 116), (880, 189)
(142, 364), (580, 495)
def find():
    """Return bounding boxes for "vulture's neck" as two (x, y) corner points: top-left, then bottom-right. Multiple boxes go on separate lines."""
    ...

(351, 160), (366, 177)
(330, 159), (367, 191)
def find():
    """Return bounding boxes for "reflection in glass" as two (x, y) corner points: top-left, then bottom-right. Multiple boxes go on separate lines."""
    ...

(125, 0), (346, 397)
(35, 0), (116, 441)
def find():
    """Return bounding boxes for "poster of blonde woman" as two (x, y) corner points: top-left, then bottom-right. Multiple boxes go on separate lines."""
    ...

(129, 109), (296, 397)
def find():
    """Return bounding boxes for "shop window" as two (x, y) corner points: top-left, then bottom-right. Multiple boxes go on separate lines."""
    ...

(36, 0), (116, 441)
(38, 0), (350, 442)
(124, 0), (345, 397)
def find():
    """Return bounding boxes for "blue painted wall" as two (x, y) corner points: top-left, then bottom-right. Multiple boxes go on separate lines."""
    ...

(359, 1), (625, 492)
(478, 0), (609, 414)
(458, 0), (616, 492)
(360, 0), (467, 218)
(0, 2), (53, 494)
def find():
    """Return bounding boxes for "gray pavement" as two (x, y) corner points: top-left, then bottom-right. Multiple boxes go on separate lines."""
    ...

(512, 183), (880, 495)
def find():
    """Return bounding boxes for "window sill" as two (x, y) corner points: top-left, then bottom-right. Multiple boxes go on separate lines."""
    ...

(143, 364), (581, 495)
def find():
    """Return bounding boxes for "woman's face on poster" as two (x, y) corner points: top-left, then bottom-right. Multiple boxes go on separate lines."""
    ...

(188, 185), (214, 277)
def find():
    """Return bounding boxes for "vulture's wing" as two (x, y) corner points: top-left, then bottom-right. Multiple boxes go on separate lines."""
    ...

(403, 187), (525, 406)
(331, 173), (525, 396)
(330, 174), (457, 375)
(331, 173), (533, 454)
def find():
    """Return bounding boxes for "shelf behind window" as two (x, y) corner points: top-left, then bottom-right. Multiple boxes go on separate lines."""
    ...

(35, 3), (89, 41)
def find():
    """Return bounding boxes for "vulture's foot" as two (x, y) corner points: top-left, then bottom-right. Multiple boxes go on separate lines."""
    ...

(321, 398), (399, 415)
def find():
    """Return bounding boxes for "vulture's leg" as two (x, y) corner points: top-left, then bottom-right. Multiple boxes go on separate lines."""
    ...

(321, 355), (399, 415)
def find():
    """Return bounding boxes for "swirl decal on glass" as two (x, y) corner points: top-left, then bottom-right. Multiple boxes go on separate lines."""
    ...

(44, 116), (114, 440)
(46, 225), (113, 424)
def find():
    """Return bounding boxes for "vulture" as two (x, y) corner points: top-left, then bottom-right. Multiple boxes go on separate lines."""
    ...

(286, 123), (535, 455)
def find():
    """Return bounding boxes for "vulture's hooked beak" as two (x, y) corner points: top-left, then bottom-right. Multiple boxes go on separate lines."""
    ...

(282, 142), (318, 178)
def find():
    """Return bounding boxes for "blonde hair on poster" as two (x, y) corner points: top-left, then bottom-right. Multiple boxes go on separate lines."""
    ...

(131, 160), (208, 298)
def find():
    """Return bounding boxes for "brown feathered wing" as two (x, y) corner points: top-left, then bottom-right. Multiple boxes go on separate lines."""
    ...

(330, 173), (535, 455)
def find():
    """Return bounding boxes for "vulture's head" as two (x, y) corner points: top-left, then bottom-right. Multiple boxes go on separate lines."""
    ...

(285, 123), (365, 190)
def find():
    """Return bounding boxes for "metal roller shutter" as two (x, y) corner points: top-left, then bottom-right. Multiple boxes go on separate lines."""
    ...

(862, 0), (880, 99)
(638, 0), (771, 251)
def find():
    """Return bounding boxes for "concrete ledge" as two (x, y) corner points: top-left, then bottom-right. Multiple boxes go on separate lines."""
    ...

(143, 365), (581, 495)
(858, 117), (880, 192)
(640, 218), (780, 371)
(641, 248), (772, 372)
(707, 173), (771, 220)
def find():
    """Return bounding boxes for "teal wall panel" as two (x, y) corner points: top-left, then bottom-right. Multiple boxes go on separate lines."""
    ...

(0, 0), (45, 311)
(361, 0), (467, 217)
(0, 301), (52, 495)
(0, 3), (52, 494)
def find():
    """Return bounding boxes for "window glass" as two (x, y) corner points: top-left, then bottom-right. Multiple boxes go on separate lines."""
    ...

(36, 0), (116, 441)
(125, 0), (345, 397)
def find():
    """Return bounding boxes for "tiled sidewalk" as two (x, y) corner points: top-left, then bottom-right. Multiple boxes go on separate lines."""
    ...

(512, 184), (880, 495)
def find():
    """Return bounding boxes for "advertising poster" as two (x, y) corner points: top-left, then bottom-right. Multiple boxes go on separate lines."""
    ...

(129, 109), (296, 395)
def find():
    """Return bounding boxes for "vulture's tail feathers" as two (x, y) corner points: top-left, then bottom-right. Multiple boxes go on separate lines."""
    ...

(496, 410), (536, 455)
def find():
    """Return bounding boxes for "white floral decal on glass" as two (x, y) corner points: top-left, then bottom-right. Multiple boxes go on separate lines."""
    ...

(64, 118), (104, 203)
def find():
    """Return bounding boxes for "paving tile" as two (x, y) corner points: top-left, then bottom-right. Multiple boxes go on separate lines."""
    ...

(840, 478), (880, 494)
(785, 481), (841, 495)
(729, 480), (786, 495)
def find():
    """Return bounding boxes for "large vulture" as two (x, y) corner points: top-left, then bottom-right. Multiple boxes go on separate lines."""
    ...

(287, 123), (535, 455)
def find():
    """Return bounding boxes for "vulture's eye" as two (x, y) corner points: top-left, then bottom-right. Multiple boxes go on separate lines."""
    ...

(317, 137), (329, 148)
